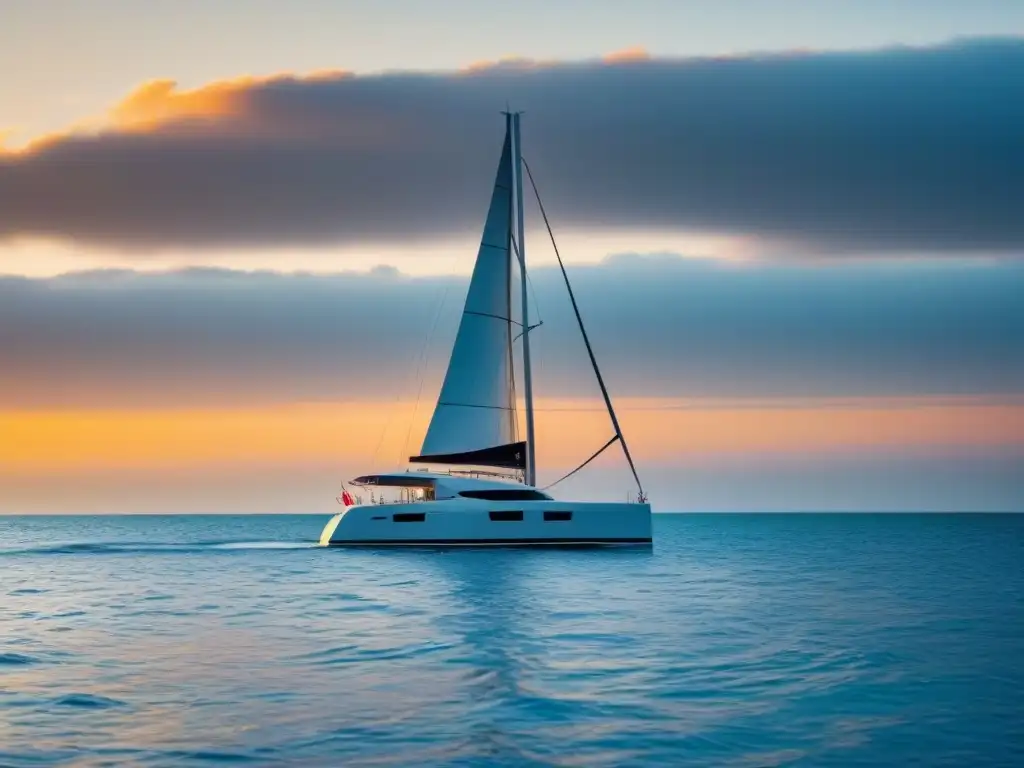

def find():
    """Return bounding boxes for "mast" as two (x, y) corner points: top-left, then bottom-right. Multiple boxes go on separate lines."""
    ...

(512, 112), (537, 487)
(505, 113), (518, 447)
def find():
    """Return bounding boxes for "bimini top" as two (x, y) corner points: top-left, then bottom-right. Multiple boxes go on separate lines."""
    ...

(349, 472), (552, 501)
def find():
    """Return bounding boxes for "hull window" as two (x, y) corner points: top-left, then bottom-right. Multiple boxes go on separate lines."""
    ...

(393, 513), (426, 523)
(489, 510), (524, 522)
(544, 511), (573, 522)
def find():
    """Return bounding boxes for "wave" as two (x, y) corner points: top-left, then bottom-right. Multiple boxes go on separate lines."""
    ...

(0, 652), (39, 667)
(50, 693), (126, 709)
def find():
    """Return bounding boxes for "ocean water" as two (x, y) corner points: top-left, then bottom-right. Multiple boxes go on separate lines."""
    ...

(1, 514), (1021, 767)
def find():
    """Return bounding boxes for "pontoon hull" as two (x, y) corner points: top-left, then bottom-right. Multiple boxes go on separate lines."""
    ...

(319, 499), (651, 547)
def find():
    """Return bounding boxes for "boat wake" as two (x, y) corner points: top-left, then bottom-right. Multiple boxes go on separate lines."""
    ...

(1, 540), (317, 556)
(210, 541), (314, 550)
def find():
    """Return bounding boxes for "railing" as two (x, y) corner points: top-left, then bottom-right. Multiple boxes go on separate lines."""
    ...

(337, 488), (434, 507)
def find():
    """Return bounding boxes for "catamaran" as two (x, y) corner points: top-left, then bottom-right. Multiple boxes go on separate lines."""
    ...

(319, 113), (652, 547)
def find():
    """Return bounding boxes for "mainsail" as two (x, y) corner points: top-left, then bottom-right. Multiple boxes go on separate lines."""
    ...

(410, 117), (525, 470)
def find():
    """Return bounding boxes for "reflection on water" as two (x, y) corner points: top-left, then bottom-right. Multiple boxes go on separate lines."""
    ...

(1, 514), (1022, 766)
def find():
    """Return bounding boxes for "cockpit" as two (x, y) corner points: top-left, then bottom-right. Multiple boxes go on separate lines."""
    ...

(341, 474), (436, 505)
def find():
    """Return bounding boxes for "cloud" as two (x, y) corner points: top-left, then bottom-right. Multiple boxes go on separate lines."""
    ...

(1, 38), (1022, 254)
(2, 254), (1022, 408)
(602, 46), (651, 64)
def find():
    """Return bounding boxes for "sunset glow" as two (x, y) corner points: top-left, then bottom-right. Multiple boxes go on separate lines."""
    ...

(2, 8), (1022, 513)
(3, 397), (1020, 475)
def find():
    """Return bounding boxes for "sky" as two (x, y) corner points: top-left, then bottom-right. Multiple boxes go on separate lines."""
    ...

(1, 1), (1023, 512)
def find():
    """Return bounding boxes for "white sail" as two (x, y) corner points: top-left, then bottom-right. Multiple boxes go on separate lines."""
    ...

(413, 123), (520, 467)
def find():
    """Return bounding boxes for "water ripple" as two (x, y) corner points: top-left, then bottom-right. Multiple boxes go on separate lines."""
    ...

(51, 693), (127, 709)
(0, 652), (39, 667)
(0, 513), (1020, 766)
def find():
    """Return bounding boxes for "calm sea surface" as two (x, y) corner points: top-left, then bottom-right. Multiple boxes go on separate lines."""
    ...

(1, 514), (1022, 766)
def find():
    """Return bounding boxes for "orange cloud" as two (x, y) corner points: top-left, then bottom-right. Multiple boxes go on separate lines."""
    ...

(6, 49), (661, 153)
(460, 55), (545, 74)
(459, 53), (595, 74)
(462, 48), (650, 74)
(110, 70), (352, 131)
(1, 70), (353, 155)
(109, 78), (243, 130)
(603, 46), (651, 63)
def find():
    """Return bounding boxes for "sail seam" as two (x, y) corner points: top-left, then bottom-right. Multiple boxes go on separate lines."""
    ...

(480, 242), (510, 251)
(437, 401), (514, 411)
(464, 310), (522, 326)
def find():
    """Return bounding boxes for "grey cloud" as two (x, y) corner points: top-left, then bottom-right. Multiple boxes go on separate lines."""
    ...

(1, 38), (1023, 254)
(1, 255), (1022, 408)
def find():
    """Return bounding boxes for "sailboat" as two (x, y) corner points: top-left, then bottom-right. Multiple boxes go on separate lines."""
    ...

(319, 113), (652, 547)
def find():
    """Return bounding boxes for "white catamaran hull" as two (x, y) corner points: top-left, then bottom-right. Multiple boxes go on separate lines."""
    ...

(320, 499), (652, 547)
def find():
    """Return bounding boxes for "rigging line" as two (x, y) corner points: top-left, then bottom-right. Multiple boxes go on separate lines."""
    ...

(513, 322), (542, 343)
(522, 157), (644, 495)
(368, 348), (409, 473)
(509, 162), (542, 327)
(523, 233), (544, 326)
(368, 395), (397, 473)
(370, 276), (453, 472)
(508, 305), (520, 442)
(509, 363), (519, 442)
(526, 268), (544, 325)
(542, 435), (620, 491)
(510, 377), (519, 440)
(400, 275), (455, 466)
(401, 296), (447, 463)
(508, 230), (529, 445)
(507, 234), (540, 331)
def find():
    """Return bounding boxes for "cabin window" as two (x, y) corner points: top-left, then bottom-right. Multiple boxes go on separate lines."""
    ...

(393, 513), (425, 523)
(489, 510), (524, 522)
(459, 490), (552, 501)
(544, 511), (573, 522)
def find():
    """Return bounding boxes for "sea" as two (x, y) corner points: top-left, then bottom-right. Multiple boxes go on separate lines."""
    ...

(1, 513), (1021, 767)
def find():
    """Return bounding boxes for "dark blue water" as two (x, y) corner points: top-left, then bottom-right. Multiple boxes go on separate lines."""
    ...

(1, 514), (1022, 766)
